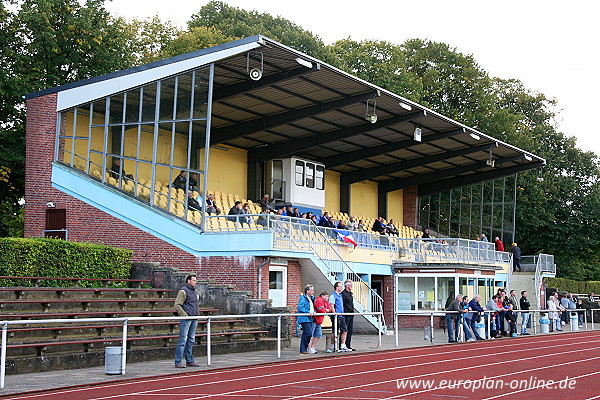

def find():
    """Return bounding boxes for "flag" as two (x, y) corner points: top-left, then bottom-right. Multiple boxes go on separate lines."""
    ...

(334, 229), (357, 248)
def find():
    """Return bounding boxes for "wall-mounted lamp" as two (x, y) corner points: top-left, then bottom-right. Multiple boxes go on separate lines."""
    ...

(469, 133), (481, 140)
(247, 51), (264, 81)
(486, 150), (495, 167)
(46, 202), (55, 208)
(413, 126), (422, 142)
(399, 102), (412, 111)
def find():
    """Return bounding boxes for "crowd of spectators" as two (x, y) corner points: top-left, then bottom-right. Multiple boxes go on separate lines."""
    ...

(297, 281), (356, 354)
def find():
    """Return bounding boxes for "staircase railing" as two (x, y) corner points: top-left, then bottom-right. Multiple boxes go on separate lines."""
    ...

(268, 216), (385, 332)
(532, 253), (556, 310)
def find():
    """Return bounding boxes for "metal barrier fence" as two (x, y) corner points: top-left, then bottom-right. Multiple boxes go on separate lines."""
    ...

(394, 308), (600, 346)
(0, 311), (383, 389)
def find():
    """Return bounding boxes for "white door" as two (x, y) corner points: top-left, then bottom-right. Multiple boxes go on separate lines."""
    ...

(268, 267), (287, 307)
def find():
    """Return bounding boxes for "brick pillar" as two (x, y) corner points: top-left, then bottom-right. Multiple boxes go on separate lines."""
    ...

(403, 185), (419, 229)
(25, 93), (59, 238)
(383, 275), (394, 326)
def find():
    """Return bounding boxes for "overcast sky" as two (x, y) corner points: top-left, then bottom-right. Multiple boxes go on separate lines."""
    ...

(105, 0), (599, 156)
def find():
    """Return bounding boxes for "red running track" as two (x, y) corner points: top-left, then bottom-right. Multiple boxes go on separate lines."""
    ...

(2, 330), (600, 400)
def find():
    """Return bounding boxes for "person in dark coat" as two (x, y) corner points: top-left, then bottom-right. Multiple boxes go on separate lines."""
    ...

(511, 243), (522, 271)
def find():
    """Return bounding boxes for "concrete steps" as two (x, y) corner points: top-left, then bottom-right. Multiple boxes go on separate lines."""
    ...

(508, 272), (538, 310)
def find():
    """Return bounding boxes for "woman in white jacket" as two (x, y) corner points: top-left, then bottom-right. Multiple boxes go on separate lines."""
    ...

(547, 293), (563, 331)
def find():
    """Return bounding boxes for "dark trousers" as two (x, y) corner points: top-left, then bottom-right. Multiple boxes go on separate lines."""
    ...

(344, 315), (354, 348)
(513, 258), (521, 271)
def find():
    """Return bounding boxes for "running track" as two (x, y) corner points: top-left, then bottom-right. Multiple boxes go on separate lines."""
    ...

(2, 330), (599, 400)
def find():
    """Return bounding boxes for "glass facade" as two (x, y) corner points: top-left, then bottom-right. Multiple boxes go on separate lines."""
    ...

(396, 275), (495, 312)
(56, 65), (213, 225)
(418, 176), (517, 244)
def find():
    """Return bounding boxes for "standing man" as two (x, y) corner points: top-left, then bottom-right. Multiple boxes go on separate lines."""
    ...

(520, 291), (531, 335)
(297, 284), (316, 354)
(329, 281), (351, 352)
(467, 294), (486, 340)
(341, 280), (355, 351)
(511, 243), (522, 272)
(174, 274), (200, 368)
(446, 294), (462, 342)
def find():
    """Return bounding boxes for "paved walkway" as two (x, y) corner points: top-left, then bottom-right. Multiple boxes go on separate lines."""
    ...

(0, 327), (587, 395)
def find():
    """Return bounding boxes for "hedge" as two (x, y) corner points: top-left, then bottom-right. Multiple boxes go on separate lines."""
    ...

(0, 238), (133, 287)
(546, 277), (600, 294)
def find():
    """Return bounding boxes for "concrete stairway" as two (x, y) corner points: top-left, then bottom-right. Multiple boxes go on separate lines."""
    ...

(508, 272), (538, 310)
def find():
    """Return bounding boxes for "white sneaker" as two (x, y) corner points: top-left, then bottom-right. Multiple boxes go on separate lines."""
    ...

(467, 338), (475, 342)
(340, 346), (351, 352)
(561, 321), (566, 326)
(308, 348), (317, 354)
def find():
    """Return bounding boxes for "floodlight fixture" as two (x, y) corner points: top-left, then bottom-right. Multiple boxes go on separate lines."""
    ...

(469, 133), (481, 140)
(365, 98), (377, 124)
(247, 51), (264, 81)
(486, 150), (495, 167)
(295, 57), (313, 69)
(399, 102), (413, 111)
(414, 126), (422, 142)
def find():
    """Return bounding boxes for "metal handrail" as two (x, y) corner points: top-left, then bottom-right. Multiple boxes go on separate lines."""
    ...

(0, 311), (383, 389)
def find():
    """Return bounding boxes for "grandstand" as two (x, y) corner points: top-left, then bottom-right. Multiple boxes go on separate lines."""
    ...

(24, 35), (554, 332)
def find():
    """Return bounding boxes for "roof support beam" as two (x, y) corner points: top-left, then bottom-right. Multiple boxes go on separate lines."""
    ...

(319, 127), (466, 169)
(340, 143), (497, 185)
(212, 65), (320, 102)
(210, 90), (380, 146)
(379, 154), (525, 193)
(417, 161), (544, 197)
(249, 110), (425, 163)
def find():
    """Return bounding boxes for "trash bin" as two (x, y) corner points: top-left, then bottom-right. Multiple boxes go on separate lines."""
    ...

(423, 325), (432, 341)
(105, 346), (123, 375)
(475, 323), (486, 339)
(539, 318), (550, 334)
(570, 312), (579, 331)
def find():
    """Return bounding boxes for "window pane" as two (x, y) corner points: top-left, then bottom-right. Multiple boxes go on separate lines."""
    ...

(316, 166), (324, 190)
(193, 69), (209, 119)
(141, 83), (157, 122)
(125, 88), (141, 123)
(396, 277), (415, 311)
(109, 94), (124, 124)
(159, 77), (176, 121)
(295, 160), (304, 186)
(92, 99), (106, 125)
(417, 277), (435, 310)
(176, 72), (193, 120)
(156, 123), (173, 165)
(305, 163), (314, 188)
(172, 121), (190, 168)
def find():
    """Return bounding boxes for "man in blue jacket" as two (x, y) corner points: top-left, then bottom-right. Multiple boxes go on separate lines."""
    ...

(468, 294), (486, 340)
(297, 284), (316, 354)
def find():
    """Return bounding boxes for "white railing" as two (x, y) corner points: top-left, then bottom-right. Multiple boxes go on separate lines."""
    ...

(530, 254), (556, 310)
(0, 311), (383, 389)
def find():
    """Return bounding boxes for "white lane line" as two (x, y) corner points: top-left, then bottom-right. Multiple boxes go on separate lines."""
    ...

(183, 342), (600, 400)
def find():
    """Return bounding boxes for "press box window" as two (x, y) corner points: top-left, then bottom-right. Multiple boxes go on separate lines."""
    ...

(306, 163), (315, 188)
(295, 160), (304, 186)
(316, 165), (324, 190)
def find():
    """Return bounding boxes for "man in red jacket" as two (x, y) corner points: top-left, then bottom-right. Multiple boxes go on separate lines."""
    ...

(494, 237), (505, 252)
(308, 292), (331, 354)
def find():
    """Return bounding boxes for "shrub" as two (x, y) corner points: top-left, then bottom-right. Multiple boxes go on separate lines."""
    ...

(0, 238), (132, 287)
(546, 277), (600, 295)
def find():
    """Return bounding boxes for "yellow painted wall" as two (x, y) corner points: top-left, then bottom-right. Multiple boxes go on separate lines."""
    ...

(350, 180), (378, 219)
(387, 189), (404, 226)
(324, 171), (340, 212)
(200, 145), (248, 199)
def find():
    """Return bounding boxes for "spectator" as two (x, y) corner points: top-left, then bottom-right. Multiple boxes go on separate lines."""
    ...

(459, 296), (473, 342)
(502, 295), (517, 337)
(560, 293), (570, 325)
(173, 274), (200, 368)
(547, 292), (563, 332)
(329, 281), (350, 352)
(297, 285), (316, 354)
(310, 215), (318, 225)
(256, 209), (271, 227)
(422, 228), (431, 239)
(468, 294), (486, 340)
(494, 237), (505, 252)
(241, 203), (253, 227)
(520, 291), (531, 335)
(387, 219), (399, 236)
(337, 220), (348, 230)
(228, 201), (244, 224)
(205, 194), (221, 215)
(318, 212), (330, 226)
(356, 219), (366, 232)
(306, 212), (313, 220)
(186, 191), (202, 212)
(576, 298), (584, 327)
(285, 206), (294, 217)
(291, 207), (300, 218)
(347, 216), (357, 231)
(341, 280), (355, 351)
(108, 158), (134, 181)
(446, 294), (462, 343)
(481, 233), (489, 242)
(309, 291), (331, 354)
(173, 170), (188, 190)
(497, 290), (508, 336)
(486, 295), (503, 338)
(258, 194), (276, 212)
(589, 292), (597, 302)
(511, 243), (522, 271)
(372, 217), (385, 234)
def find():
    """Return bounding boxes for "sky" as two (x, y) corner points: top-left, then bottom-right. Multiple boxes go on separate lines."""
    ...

(104, 0), (600, 155)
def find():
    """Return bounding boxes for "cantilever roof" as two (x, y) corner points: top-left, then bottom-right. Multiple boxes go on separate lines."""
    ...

(27, 35), (545, 196)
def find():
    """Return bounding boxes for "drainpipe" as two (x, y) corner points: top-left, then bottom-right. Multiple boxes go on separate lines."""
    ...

(257, 257), (271, 299)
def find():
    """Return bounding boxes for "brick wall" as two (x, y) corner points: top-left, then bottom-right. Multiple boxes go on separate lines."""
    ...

(402, 186), (419, 229)
(398, 315), (443, 329)
(382, 275), (394, 324)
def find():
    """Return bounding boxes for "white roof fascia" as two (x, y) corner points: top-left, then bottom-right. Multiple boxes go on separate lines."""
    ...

(56, 42), (262, 111)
